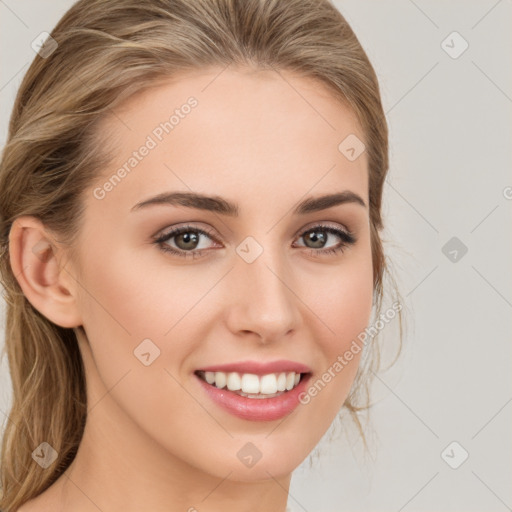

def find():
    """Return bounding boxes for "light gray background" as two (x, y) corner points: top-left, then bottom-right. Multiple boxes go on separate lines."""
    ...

(1, 1), (511, 511)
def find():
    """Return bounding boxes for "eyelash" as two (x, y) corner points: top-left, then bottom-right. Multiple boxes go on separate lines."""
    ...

(153, 223), (356, 260)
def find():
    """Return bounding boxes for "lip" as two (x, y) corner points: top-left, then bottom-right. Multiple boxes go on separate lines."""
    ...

(196, 359), (312, 375)
(195, 371), (312, 422)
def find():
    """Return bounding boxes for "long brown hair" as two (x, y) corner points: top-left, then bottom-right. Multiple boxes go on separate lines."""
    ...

(0, 0), (402, 509)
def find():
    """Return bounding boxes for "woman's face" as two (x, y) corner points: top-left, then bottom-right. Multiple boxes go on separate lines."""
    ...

(69, 66), (374, 480)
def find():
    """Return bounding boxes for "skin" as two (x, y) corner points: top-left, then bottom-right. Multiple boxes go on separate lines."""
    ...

(11, 66), (374, 512)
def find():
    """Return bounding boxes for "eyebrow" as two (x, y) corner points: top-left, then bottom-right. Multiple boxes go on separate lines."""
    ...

(130, 190), (366, 216)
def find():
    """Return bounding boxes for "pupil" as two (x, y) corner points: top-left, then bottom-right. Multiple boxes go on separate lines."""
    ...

(178, 232), (198, 249)
(307, 230), (326, 248)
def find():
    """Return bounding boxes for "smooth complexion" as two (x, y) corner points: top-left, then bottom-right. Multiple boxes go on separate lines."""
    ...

(12, 66), (374, 512)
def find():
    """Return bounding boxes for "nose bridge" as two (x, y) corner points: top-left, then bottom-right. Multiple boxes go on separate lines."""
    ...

(227, 237), (300, 341)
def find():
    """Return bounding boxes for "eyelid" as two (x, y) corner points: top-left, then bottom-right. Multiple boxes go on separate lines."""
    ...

(292, 220), (351, 238)
(153, 222), (218, 241)
(154, 220), (352, 245)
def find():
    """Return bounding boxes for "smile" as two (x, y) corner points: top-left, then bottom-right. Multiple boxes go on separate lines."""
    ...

(194, 360), (313, 421)
(196, 370), (303, 398)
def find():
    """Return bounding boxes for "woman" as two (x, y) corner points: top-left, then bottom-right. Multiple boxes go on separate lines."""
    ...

(0, 0), (402, 510)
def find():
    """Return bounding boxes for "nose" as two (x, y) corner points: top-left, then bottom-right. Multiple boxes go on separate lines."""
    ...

(224, 247), (302, 344)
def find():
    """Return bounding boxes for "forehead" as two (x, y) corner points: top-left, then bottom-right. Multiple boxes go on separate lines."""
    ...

(89, 67), (368, 216)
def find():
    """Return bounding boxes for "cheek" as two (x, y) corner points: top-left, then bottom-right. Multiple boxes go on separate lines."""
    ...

(74, 242), (219, 420)
(74, 247), (205, 441)
(77, 241), (204, 341)
(312, 246), (375, 350)
(304, 248), (374, 404)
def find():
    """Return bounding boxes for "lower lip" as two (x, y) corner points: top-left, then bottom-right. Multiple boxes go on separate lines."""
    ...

(195, 373), (311, 422)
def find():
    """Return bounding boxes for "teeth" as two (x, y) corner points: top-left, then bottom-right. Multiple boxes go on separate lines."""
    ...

(226, 372), (241, 391)
(200, 371), (303, 395)
(260, 374), (277, 394)
(241, 373), (260, 394)
(276, 372), (287, 391)
(214, 372), (226, 389)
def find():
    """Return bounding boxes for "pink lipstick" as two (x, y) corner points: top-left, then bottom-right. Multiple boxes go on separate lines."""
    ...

(194, 360), (312, 421)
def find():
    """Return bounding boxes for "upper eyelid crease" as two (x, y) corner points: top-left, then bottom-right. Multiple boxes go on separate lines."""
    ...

(131, 190), (366, 216)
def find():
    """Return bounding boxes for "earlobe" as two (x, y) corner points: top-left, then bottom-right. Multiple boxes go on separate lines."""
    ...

(8, 216), (83, 328)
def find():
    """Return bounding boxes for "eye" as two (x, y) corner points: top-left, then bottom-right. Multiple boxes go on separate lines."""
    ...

(293, 223), (356, 257)
(153, 223), (356, 260)
(153, 224), (220, 260)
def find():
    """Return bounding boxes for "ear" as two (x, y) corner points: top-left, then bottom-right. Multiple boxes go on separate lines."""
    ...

(8, 216), (83, 328)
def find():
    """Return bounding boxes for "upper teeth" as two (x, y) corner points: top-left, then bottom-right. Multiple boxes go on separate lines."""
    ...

(202, 371), (301, 394)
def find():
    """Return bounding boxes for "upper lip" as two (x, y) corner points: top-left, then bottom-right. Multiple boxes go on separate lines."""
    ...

(196, 360), (312, 376)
